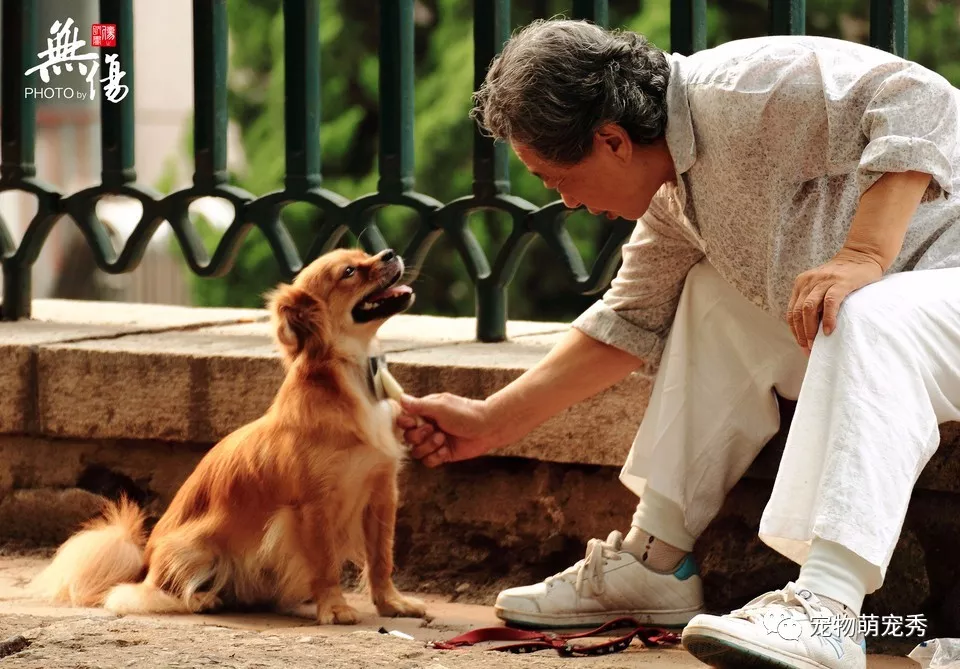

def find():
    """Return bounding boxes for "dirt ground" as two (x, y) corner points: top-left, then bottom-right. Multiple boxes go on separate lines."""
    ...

(0, 555), (921, 669)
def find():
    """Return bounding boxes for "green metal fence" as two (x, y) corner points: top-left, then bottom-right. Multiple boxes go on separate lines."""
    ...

(0, 0), (909, 341)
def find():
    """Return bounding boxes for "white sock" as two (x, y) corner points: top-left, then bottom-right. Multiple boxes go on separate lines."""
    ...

(622, 490), (696, 572)
(795, 537), (873, 617)
(622, 527), (688, 572)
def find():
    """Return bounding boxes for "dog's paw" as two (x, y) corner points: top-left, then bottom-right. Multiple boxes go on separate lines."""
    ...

(188, 591), (222, 613)
(317, 602), (361, 625)
(376, 593), (427, 619)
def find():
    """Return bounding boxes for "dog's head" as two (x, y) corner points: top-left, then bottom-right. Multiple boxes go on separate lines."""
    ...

(266, 248), (414, 365)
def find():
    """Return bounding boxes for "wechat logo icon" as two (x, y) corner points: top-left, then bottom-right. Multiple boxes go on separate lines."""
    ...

(760, 612), (803, 641)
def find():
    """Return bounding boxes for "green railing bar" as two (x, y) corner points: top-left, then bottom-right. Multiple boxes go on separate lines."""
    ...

(0, 0), (37, 184)
(378, 0), (416, 195)
(472, 0), (511, 200)
(572, 0), (609, 26)
(282, 0), (322, 192)
(471, 0), (514, 343)
(192, 0), (229, 189)
(769, 0), (805, 35)
(0, 0), (38, 320)
(99, 0), (136, 187)
(670, 0), (707, 55)
(870, 0), (908, 58)
(0, 0), (918, 339)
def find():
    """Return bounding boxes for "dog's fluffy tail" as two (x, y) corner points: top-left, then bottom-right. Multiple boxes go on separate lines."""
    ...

(102, 581), (193, 615)
(32, 497), (148, 607)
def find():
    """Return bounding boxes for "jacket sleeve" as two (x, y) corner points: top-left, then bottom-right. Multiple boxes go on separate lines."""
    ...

(856, 63), (958, 201)
(572, 185), (705, 378)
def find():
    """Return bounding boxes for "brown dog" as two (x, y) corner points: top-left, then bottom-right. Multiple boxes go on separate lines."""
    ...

(32, 248), (427, 625)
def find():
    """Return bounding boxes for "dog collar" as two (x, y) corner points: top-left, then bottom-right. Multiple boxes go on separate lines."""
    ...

(367, 355), (388, 400)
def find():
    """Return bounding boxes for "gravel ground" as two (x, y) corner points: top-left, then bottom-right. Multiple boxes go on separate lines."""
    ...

(0, 555), (919, 669)
(0, 613), (700, 669)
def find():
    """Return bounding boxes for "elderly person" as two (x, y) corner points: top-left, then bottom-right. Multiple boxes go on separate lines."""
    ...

(398, 19), (960, 669)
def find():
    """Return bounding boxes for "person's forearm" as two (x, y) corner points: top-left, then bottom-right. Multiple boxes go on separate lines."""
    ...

(483, 327), (645, 448)
(842, 170), (931, 270)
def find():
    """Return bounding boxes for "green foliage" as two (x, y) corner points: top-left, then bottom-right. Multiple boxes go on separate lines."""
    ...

(187, 0), (960, 320)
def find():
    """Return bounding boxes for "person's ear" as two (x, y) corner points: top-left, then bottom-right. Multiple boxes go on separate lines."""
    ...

(595, 123), (633, 163)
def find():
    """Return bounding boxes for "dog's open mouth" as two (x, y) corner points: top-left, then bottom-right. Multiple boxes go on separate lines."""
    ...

(352, 270), (415, 323)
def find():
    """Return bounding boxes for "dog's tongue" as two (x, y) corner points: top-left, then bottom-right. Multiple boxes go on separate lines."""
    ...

(368, 284), (413, 302)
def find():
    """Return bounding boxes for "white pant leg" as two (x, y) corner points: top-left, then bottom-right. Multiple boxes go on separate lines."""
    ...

(759, 268), (960, 593)
(621, 261), (808, 545)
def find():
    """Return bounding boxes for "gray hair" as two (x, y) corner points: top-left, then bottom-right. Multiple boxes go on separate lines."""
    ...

(470, 19), (670, 165)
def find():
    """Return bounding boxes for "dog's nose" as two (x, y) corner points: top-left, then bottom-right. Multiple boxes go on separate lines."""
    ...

(380, 250), (396, 263)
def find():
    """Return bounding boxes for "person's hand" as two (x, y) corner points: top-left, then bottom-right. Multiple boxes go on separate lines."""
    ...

(396, 393), (498, 467)
(787, 248), (884, 353)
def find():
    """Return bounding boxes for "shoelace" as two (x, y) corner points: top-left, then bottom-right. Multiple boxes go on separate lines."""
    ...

(544, 532), (623, 598)
(730, 582), (824, 625)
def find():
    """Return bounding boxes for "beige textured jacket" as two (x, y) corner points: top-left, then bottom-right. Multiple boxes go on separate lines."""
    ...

(574, 35), (960, 377)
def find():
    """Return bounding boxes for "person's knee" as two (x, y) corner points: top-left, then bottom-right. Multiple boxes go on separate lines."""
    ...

(828, 281), (894, 338)
(815, 278), (923, 368)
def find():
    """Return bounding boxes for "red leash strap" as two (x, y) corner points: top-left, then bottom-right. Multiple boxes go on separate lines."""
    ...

(428, 617), (681, 657)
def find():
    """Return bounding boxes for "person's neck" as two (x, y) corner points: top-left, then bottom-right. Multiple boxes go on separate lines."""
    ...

(650, 137), (677, 186)
(628, 138), (675, 191)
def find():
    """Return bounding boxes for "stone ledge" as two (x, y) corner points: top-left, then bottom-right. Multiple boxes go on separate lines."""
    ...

(1, 300), (644, 466)
(0, 300), (267, 435)
(3, 299), (959, 482)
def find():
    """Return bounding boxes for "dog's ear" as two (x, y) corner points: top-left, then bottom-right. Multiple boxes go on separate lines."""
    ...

(266, 284), (322, 362)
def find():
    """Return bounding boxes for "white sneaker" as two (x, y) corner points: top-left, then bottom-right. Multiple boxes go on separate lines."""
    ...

(682, 582), (867, 669)
(494, 531), (705, 629)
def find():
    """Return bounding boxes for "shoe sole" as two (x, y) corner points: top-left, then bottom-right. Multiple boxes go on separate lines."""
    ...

(495, 606), (705, 630)
(683, 627), (829, 669)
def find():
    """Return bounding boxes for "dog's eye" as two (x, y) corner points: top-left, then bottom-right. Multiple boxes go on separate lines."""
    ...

(342, 266), (356, 279)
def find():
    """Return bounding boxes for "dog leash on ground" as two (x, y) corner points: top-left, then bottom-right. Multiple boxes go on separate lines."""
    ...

(426, 617), (682, 657)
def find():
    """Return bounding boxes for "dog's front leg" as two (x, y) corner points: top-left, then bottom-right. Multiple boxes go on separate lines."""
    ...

(363, 469), (427, 619)
(301, 509), (360, 625)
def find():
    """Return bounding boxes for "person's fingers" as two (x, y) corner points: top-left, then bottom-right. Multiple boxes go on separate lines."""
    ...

(404, 423), (436, 447)
(785, 307), (797, 344)
(789, 284), (812, 349)
(400, 393), (452, 421)
(785, 308), (799, 348)
(400, 393), (425, 414)
(408, 431), (446, 459)
(410, 434), (445, 459)
(820, 285), (849, 336)
(422, 445), (453, 468)
(787, 276), (809, 348)
(396, 415), (417, 429)
(787, 270), (812, 316)
(801, 282), (831, 346)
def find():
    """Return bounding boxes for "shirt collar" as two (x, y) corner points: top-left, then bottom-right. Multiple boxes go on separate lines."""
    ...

(663, 52), (697, 176)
